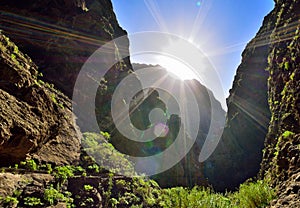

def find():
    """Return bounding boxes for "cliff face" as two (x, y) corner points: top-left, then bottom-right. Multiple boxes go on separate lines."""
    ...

(0, 0), (135, 135)
(205, 6), (276, 191)
(207, 1), (300, 198)
(206, 0), (300, 205)
(131, 64), (226, 188)
(0, 0), (132, 98)
(0, 33), (81, 166)
(260, 1), (300, 207)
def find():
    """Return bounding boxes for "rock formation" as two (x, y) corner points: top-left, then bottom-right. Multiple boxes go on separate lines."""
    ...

(0, 33), (81, 166)
(131, 64), (226, 187)
(0, 0), (131, 98)
(204, 7), (275, 190)
(206, 0), (300, 206)
(260, 0), (300, 207)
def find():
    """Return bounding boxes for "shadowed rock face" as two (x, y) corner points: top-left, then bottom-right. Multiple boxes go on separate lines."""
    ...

(259, 1), (300, 207)
(203, 5), (276, 191)
(206, 0), (300, 206)
(0, 0), (136, 135)
(0, 33), (81, 166)
(130, 64), (226, 188)
(0, 0), (132, 98)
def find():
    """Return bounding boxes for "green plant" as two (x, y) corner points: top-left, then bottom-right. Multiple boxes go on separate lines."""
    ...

(13, 45), (19, 54)
(158, 179), (275, 208)
(44, 185), (73, 206)
(23, 197), (43, 206)
(50, 93), (58, 104)
(82, 132), (136, 176)
(87, 164), (100, 173)
(80, 197), (94, 207)
(100, 131), (111, 140)
(4, 196), (19, 206)
(103, 173), (114, 207)
(54, 166), (74, 185)
(20, 159), (38, 171)
(58, 102), (64, 109)
(11, 53), (16, 60)
(44, 185), (64, 205)
(110, 198), (119, 207)
(84, 185), (94, 191)
(39, 164), (53, 174)
(115, 179), (127, 188)
(13, 190), (22, 198)
(231, 180), (275, 208)
(282, 130), (295, 138)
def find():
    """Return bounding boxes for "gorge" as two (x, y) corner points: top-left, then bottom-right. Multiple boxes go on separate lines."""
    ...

(0, 0), (299, 207)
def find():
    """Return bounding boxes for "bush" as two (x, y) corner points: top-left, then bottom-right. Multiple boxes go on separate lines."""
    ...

(44, 185), (73, 206)
(82, 132), (136, 176)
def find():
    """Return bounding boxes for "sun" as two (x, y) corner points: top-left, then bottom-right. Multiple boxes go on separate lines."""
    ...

(156, 55), (199, 81)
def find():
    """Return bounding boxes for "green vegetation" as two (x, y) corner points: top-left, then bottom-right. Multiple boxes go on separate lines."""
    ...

(44, 185), (73, 206)
(158, 180), (275, 208)
(100, 131), (111, 140)
(282, 130), (295, 138)
(20, 159), (38, 171)
(0, 133), (275, 207)
(3, 196), (18, 206)
(10, 53), (16, 60)
(23, 197), (43, 206)
(54, 165), (75, 185)
(83, 184), (94, 191)
(49, 93), (64, 109)
(81, 132), (136, 176)
(50, 93), (58, 104)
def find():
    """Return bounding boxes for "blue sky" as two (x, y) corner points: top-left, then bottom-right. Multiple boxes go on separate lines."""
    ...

(111, 0), (274, 109)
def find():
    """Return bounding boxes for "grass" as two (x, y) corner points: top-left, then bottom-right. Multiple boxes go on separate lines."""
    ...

(159, 180), (275, 208)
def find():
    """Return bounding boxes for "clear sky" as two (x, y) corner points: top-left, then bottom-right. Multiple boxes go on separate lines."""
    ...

(111, 0), (274, 109)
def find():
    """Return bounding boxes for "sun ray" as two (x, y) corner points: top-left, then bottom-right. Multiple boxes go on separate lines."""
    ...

(189, 0), (215, 42)
(0, 11), (121, 53)
(231, 95), (270, 132)
(109, 71), (174, 132)
(143, 0), (168, 32)
(206, 18), (300, 57)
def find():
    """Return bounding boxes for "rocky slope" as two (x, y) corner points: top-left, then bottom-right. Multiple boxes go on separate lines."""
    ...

(0, 33), (80, 166)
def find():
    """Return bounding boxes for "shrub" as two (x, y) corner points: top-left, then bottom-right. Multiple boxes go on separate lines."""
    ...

(54, 166), (74, 183)
(44, 185), (73, 206)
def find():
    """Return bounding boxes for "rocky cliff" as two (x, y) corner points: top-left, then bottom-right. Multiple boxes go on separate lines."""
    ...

(0, 33), (81, 166)
(206, 0), (300, 206)
(0, 0), (134, 134)
(0, 0), (131, 98)
(131, 64), (226, 188)
(205, 6), (275, 191)
(260, 0), (300, 207)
